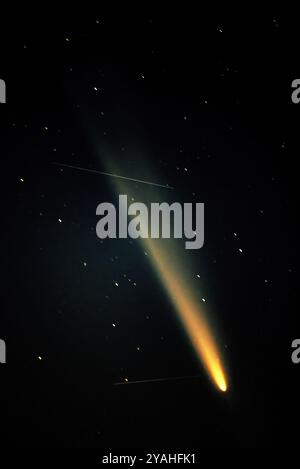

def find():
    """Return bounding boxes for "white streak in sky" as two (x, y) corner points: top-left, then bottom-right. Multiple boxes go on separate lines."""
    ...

(52, 162), (174, 189)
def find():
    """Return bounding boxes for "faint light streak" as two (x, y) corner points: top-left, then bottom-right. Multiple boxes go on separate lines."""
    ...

(52, 162), (174, 189)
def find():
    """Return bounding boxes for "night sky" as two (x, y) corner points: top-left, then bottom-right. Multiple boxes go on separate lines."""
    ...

(1, 11), (299, 453)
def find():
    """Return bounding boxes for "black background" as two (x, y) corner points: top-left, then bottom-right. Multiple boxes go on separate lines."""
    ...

(0, 9), (299, 451)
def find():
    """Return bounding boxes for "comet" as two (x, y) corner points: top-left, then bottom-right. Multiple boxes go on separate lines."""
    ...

(107, 172), (228, 392)
(58, 155), (228, 392)
(143, 237), (228, 392)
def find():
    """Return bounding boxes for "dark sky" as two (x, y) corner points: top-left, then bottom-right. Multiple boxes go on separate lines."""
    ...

(0, 10), (299, 454)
